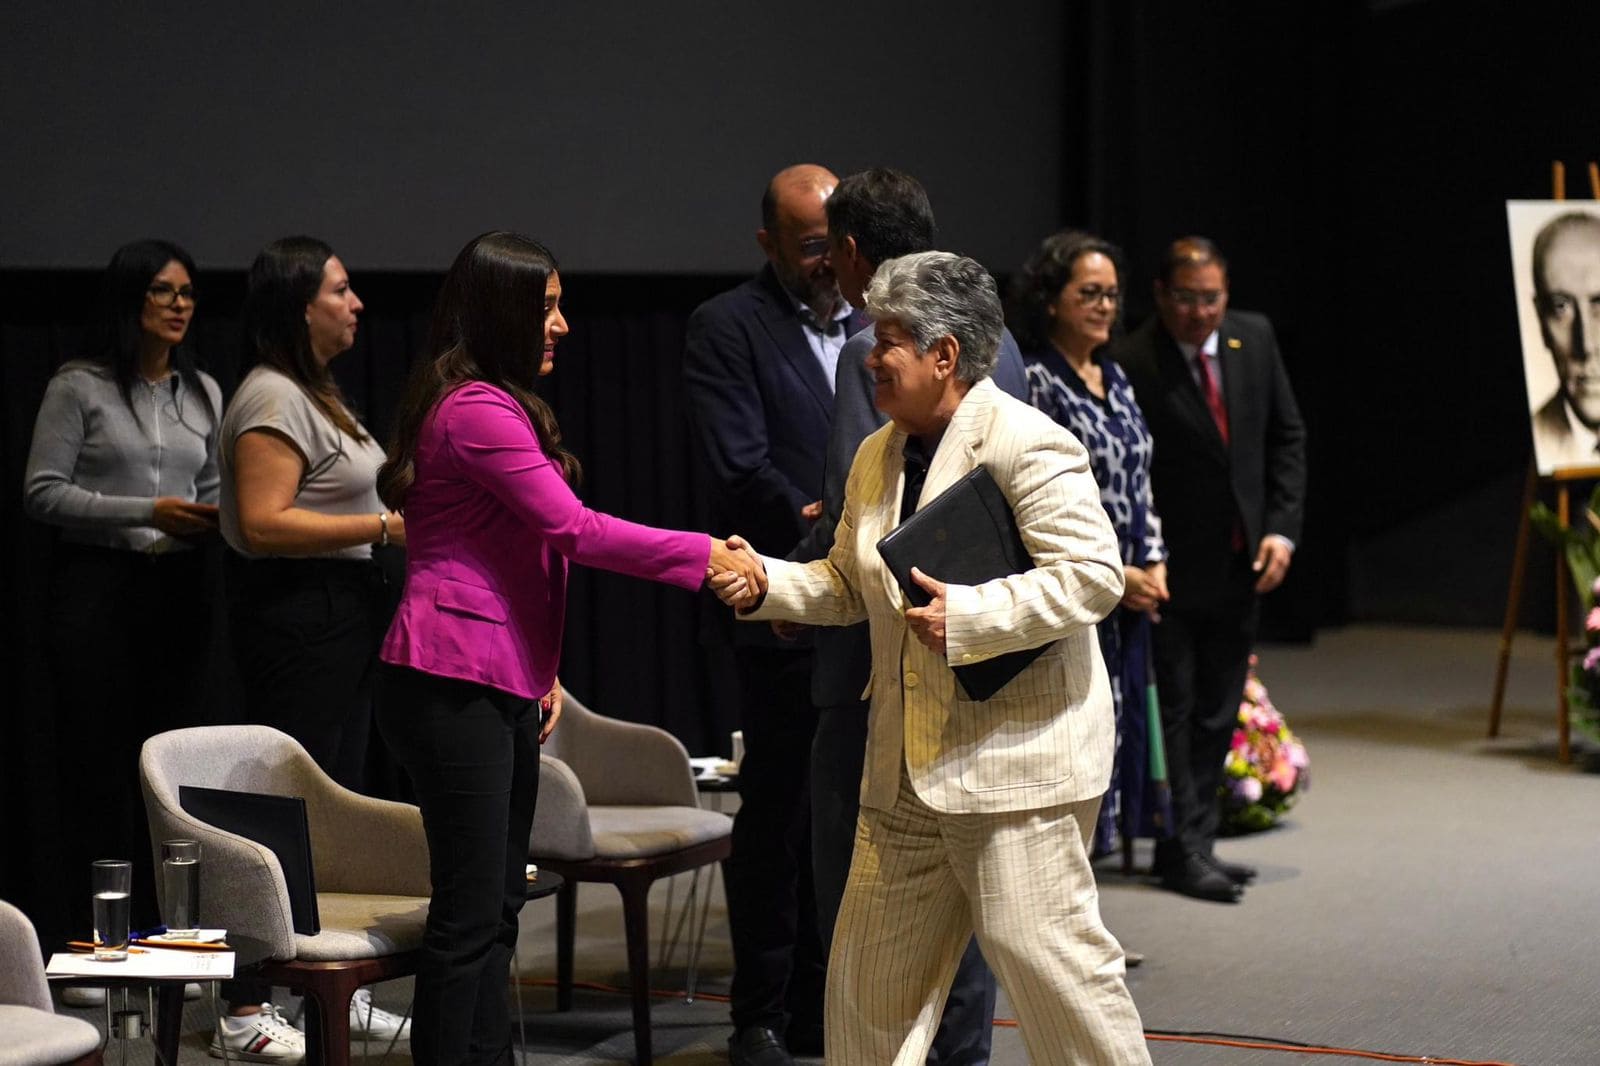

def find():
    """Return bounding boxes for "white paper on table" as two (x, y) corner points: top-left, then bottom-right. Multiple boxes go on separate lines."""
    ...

(142, 929), (227, 944)
(47, 950), (235, 979)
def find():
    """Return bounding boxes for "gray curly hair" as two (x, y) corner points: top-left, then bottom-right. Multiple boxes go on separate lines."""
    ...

(864, 251), (1002, 383)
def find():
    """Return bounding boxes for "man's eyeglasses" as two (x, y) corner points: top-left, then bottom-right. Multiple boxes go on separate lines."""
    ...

(1073, 286), (1119, 307)
(797, 236), (830, 259)
(147, 283), (197, 308)
(1168, 288), (1224, 309)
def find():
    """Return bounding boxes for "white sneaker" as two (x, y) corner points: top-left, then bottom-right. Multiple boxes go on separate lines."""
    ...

(349, 987), (410, 1042)
(210, 1003), (306, 1062)
(60, 985), (106, 1008)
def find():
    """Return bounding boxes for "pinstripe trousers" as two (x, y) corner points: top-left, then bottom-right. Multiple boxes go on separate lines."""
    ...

(827, 767), (1151, 1065)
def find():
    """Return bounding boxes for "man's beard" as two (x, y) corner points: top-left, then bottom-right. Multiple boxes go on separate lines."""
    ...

(778, 262), (841, 315)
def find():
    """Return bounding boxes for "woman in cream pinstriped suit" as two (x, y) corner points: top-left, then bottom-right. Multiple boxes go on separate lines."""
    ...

(714, 252), (1151, 1065)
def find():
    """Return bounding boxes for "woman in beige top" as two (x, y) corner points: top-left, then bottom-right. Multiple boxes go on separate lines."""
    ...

(214, 236), (411, 1054)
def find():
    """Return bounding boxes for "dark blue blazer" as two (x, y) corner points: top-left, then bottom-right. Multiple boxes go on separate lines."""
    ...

(684, 263), (866, 646)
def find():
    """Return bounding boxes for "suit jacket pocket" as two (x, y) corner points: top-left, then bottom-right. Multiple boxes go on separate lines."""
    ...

(953, 655), (1074, 794)
(435, 578), (509, 625)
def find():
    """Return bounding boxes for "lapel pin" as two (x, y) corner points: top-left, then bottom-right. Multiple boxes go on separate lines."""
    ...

(1227, 337), (1243, 349)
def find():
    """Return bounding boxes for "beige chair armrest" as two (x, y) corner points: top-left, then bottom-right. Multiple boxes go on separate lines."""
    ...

(305, 789), (431, 898)
(0, 900), (51, 1011)
(529, 755), (595, 861)
(555, 695), (699, 808)
(139, 782), (299, 966)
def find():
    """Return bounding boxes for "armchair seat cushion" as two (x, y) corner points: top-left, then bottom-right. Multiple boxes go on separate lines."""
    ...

(585, 806), (732, 860)
(0, 1004), (100, 1066)
(292, 894), (428, 962)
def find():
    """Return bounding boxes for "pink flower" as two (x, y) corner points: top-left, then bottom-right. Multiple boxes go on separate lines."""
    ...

(1587, 607), (1600, 635)
(1268, 758), (1298, 792)
(1591, 575), (1600, 599)
(1287, 741), (1310, 769)
(1231, 733), (1250, 753)
(1585, 646), (1600, 674)
(1232, 776), (1263, 803)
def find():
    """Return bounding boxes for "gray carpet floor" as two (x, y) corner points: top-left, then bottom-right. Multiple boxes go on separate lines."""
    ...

(52, 625), (1600, 1064)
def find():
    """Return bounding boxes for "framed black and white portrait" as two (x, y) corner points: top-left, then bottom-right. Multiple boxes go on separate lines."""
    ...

(1508, 200), (1600, 475)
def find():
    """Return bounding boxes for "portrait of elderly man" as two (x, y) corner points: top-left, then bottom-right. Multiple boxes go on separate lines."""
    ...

(714, 252), (1151, 1064)
(1527, 210), (1600, 473)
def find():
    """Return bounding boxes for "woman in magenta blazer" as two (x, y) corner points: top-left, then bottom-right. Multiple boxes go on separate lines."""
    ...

(375, 231), (761, 1066)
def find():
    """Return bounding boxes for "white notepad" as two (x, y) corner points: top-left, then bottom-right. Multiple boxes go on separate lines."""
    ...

(47, 949), (235, 979)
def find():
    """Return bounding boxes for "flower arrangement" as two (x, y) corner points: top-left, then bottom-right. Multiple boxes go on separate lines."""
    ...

(1579, 600), (1600, 741)
(1531, 488), (1600, 745)
(1219, 656), (1309, 834)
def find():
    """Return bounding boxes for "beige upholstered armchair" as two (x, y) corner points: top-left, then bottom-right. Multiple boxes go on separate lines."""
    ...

(139, 726), (430, 1066)
(0, 899), (102, 1066)
(531, 692), (732, 1066)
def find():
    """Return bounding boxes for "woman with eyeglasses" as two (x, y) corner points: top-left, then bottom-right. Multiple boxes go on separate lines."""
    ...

(24, 238), (222, 945)
(1008, 230), (1171, 864)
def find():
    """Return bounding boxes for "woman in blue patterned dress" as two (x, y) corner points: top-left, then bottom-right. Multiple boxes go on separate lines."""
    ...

(1009, 230), (1171, 858)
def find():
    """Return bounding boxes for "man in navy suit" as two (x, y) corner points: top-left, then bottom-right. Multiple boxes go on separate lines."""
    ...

(1113, 237), (1307, 904)
(787, 167), (1029, 1066)
(683, 163), (860, 1066)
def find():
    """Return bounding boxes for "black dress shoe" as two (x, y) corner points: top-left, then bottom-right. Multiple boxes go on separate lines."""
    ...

(1210, 855), (1258, 885)
(729, 1026), (794, 1066)
(1161, 852), (1243, 903)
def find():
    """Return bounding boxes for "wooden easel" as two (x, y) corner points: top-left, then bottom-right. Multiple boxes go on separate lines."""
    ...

(1488, 160), (1600, 764)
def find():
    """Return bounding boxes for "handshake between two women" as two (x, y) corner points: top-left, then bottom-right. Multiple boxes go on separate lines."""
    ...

(706, 534), (766, 610)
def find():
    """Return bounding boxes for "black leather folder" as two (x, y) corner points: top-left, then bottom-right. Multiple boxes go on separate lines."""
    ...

(876, 465), (1054, 700)
(179, 785), (320, 935)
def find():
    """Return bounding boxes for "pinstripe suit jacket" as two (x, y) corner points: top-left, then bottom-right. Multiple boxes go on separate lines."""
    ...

(747, 378), (1125, 815)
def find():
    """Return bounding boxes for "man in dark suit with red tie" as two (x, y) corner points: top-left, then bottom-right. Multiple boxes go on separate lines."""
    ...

(1113, 237), (1306, 903)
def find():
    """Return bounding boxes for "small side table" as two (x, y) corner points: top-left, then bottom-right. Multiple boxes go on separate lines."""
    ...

(49, 972), (206, 1066)
(694, 773), (739, 808)
(527, 870), (566, 902)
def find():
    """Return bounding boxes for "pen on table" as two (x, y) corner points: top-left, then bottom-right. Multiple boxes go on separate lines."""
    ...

(67, 941), (148, 954)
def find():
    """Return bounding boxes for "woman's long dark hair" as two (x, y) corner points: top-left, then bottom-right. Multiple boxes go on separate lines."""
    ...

(378, 231), (580, 510)
(89, 239), (214, 425)
(242, 235), (366, 441)
(1006, 230), (1125, 352)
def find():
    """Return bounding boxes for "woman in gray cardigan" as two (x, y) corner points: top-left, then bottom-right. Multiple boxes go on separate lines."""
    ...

(24, 238), (222, 944)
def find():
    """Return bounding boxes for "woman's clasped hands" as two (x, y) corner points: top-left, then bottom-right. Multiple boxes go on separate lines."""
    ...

(707, 534), (766, 610)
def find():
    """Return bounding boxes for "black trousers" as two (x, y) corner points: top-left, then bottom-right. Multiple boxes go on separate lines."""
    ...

(1151, 580), (1259, 858)
(45, 543), (211, 938)
(377, 664), (541, 1066)
(226, 553), (390, 794)
(723, 645), (826, 1040)
(811, 701), (998, 1066)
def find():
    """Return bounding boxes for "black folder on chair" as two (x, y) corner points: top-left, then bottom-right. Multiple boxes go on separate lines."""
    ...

(179, 786), (320, 935)
(876, 465), (1055, 701)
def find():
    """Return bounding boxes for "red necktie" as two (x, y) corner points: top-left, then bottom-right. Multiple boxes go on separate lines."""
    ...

(1196, 351), (1230, 446)
(1197, 350), (1245, 550)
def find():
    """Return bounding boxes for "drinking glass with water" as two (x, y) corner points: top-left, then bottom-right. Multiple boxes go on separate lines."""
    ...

(91, 859), (131, 960)
(160, 839), (202, 938)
